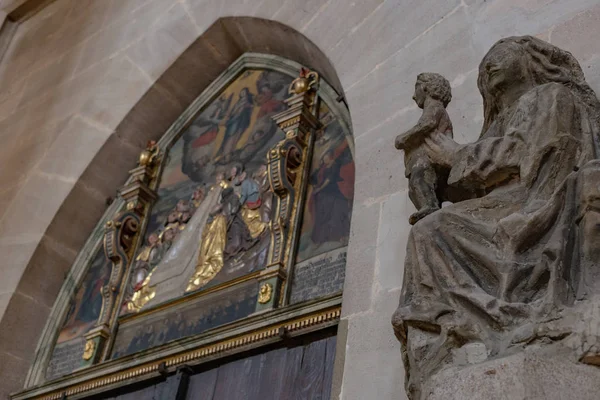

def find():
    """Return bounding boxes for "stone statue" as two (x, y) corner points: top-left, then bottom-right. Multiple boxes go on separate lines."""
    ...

(395, 73), (454, 225)
(392, 36), (600, 399)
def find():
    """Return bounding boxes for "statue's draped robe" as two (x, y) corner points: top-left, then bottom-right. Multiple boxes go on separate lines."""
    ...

(143, 185), (223, 306)
(396, 83), (600, 350)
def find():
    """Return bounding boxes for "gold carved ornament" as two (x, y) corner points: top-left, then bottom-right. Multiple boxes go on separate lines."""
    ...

(34, 307), (341, 400)
(258, 283), (273, 304)
(138, 140), (160, 167)
(127, 274), (156, 312)
(82, 340), (95, 361)
(185, 180), (230, 293)
(289, 68), (319, 95)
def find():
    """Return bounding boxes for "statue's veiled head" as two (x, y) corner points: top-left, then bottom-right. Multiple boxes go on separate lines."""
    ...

(480, 40), (530, 95)
(477, 36), (600, 136)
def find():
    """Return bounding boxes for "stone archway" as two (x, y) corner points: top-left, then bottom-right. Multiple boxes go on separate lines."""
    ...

(1, 16), (350, 397)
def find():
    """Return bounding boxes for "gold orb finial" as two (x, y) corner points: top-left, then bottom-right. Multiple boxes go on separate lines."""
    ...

(289, 68), (319, 95)
(139, 140), (159, 167)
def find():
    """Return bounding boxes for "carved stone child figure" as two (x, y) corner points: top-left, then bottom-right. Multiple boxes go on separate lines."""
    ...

(394, 73), (453, 225)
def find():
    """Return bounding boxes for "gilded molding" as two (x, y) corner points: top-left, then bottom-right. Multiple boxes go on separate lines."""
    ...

(31, 307), (341, 400)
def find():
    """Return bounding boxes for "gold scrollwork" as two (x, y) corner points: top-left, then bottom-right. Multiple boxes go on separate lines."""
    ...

(258, 283), (273, 304)
(82, 340), (95, 361)
(285, 130), (296, 139)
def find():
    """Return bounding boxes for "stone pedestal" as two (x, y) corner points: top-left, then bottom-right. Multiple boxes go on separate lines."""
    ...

(423, 351), (600, 400)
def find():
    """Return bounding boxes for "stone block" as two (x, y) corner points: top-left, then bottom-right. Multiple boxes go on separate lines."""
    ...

(467, 0), (600, 55)
(113, 81), (184, 149)
(301, 0), (383, 53)
(222, 17), (343, 95)
(75, 0), (173, 75)
(424, 351), (600, 400)
(0, 240), (37, 295)
(39, 0), (110, 63)
(0, 350), (29, 400)
(36, 115), (111, 181)
(17, 235), (76, 309)
(0, 181), (23, 222)
(43, 167), (116, 256)
(270, 0), (327, 32)
(0, 0), (72, 83)
(248, 0), (287, 19)
(0, 170), (73, 244)
(5, 115), (71, 182)
(79, 56), (152, 133)
(330, 317), (348, 399)
(341, 203), (379, 316)
(550, 3), (600, 63)
(104, 0), (153, 23)
(76, 132), (139, 200)
(154, 35), (237, 108)
(346, 7), (478, 138)
(352, 116), (408, 205)
(183, 0), (225, 32)
(0, 112), (32, 188)
(0, 291), (51, 362)
(444, 68), (483, 144)
(0, 292), (10, 321)
(18, 56), (111, 133)
(225, 17), (312, 67)
(185, 0), (262, 27)
(329, 0), (462, 89)
(580, 54), (600, 96)
(0, 75), (26, 121)
(341, 303), (407, 400)
(127, 3), (198, 81)
(377, 190), (413, 290)
(73, 26), (130, 76)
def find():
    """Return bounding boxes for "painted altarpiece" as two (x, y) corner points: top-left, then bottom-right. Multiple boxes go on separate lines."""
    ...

(17, 54), (354, 400)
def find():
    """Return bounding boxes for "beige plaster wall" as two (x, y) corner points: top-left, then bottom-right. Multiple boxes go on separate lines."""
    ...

(1, 0), (600, 398)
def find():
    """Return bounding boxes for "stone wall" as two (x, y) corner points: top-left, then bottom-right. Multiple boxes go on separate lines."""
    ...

(1, 0), (600, 398)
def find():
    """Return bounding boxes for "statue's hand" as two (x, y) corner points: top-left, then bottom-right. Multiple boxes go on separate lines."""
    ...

(395, 133), (408, 150)
(424, 134), (459, 168)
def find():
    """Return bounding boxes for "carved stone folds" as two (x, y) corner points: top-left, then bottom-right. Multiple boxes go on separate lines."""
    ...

(393, 36), (600, 399)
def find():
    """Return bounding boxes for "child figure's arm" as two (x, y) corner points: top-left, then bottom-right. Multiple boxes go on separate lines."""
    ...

(395, 105), (440, 150)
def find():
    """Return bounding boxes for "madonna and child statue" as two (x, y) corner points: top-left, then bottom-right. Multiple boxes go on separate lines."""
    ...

(392, 36), (600, 399)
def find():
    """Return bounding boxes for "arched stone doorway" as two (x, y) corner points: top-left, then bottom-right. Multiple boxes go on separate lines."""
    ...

(6, 17), (355, 400)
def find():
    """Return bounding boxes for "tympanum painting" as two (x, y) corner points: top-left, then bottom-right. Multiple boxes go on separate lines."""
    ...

(292, 102), (354, 304)
(46, 247), (111, 379)
(42, 64), (354, 382)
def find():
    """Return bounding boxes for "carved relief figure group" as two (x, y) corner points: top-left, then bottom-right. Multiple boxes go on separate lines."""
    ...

(118, 70), (292, 312)
(127, 163), (273, 311)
